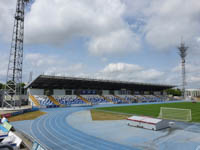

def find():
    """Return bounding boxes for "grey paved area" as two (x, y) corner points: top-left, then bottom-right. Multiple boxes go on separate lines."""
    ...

(67, 110), (200, 150)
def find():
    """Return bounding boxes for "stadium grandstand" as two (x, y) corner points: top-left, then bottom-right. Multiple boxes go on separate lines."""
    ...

(26, 75), (176, 107)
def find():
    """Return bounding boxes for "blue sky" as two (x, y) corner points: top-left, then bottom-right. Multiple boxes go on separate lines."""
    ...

(0, 0), (200, 88)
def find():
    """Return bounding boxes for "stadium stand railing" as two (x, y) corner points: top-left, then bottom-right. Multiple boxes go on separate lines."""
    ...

(135, 95), (170, 102)
(100, 95), (114, 103)
(104, 95), (124, 104)
(81, 95), (111, 105)
(154, 95), (169, 101)
(114, 95), (129, 103)
(29, 94), (177, 108)
(116, 95), (138, 103)
(34, 95), (56, 107)
(53, 95), (88, 106)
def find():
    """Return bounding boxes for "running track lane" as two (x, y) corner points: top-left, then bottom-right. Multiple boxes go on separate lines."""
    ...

(29, 107), (139, 150)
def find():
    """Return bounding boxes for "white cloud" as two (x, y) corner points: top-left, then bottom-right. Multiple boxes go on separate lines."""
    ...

(26, 0), (125, 39)
(0, 55), (8, 82)
(0, 52), (86, 83)
(121, 0), (200, 88)
(102, 63), (142, 73)
(189, 76), (200, 83)
(122, 0), (200, 52)
(0, 0), (16, 41)
(24, 53), (86, 80)
(96, 63), (164, 83)
(23, 0), (140, 56)
(101, 57), (108, 63)
(0, 0), (200, 89)
(3, 0), (200, 55)
(2, 0), (200, 54)
(122, 0), (150, 18)
(88, 29), (140, 56)
(172, 62), (200, 88)
(25, 53), (58, 67)
(172, 63), (200, 74)
(96, 62), (200, 88)
(142, 0), (200, 51)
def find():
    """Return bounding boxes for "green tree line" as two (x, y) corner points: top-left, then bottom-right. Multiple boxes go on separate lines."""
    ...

(0, 82), (26, 94)
(0, 82), (4, 89)
(165, 88), (182, 96)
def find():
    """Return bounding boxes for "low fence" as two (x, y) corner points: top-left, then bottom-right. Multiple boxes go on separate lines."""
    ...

(37, 103), (92, 109)
(0, 107), (39, 118)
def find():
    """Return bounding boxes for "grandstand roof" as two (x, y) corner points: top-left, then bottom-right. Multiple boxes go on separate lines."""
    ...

(26, 75), (175, 91)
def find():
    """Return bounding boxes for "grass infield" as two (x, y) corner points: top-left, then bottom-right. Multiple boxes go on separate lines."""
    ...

(90, 109), (130, 120)
(96, 102), (200, 122)
(8, 111), (47, 122)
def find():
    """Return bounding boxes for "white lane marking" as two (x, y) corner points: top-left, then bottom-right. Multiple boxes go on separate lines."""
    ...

(35, 108), (132, 150)
(51, 111), (97, 150)
(30, 116), (52, 150)
(44, 112), (83, 150)
(41, 114), (70, 150)
(59, 110), (122, 150)
(36, 113), (65, 150)
(64, 110), (124, 149)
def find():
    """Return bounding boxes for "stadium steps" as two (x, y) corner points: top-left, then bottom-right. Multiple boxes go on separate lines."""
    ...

(127, 97), (137, 103)
(114, 95), (128, 103)
(29, 94), (40, 106)
(128, 95), (138, 103)
(101, 95), (113, 103)
(130, 97), (138, 103)
(135, 95), (142, 102)
(48, 96), (60, 106)
(77, 95), (91, 104)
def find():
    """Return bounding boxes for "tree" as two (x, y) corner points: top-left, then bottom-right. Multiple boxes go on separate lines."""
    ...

(20, 83), (26, 94)
(3, 81), (26, 94)
(0, 83), (4, 89)
(165, 88), (182, 96)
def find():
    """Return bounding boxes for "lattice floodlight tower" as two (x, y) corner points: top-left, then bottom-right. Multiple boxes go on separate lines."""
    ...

(2, 0), (30, 108)
(178, 42), (188, 99)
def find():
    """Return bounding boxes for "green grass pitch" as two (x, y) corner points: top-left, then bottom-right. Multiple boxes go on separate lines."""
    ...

(96, 102), (200, 122)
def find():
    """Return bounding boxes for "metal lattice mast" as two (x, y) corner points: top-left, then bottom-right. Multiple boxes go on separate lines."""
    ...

(2, 0), (30, 108)
(178, 42), (188, 99)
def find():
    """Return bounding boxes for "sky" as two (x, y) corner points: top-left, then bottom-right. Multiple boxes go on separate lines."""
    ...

(0, 0), (200, 89)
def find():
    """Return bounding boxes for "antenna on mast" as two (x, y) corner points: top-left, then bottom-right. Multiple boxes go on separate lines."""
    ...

(28, 71), (33, 83)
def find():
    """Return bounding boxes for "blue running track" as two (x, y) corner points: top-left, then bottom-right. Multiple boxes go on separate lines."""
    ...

(12, 106), (139, 150)
(12, 102), (184, 150)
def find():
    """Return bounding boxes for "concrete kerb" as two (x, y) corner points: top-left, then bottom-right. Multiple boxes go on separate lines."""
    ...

(16, 128), (50, 150)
